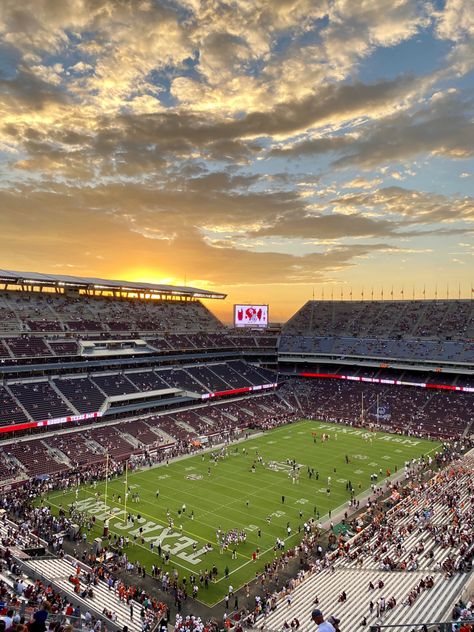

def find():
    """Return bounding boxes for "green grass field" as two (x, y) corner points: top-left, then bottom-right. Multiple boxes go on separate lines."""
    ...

(43, 420), (440, 605)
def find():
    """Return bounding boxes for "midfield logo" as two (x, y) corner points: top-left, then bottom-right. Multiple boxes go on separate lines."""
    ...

(267, 460), (304, 472)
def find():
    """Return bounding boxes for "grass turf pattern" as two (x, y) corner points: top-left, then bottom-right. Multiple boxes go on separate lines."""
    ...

(44, 420), (440, 605)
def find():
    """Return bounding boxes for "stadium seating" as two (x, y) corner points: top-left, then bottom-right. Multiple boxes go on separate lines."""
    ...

(8, 381), (73, 421)
(0, 359), (275, 430)
(4, 336), (53, 358)
(281, 378), (473, 439)
(86, 425), (136, 458)
(91, 373), (138, 396)
(54, 377), (106, 413)
(215, 363), (256, 388)
(119, 418), (166, 447)
(125, 369), (171, 391)
(0, 291), (226, 354)
(185, 364), (233, 392)
(259, 453), (473, 630)
(284, 300), (474, 339)
(0, 454), (20, 481)
(280, 334), (474, 363)
(228, 360), (274, 384)
(1, 286), (473, 632)
(3, 438), (69, 476)
(156, 367), (208, 393)
(23, 557), (145, 632)
(47, 431), (106, 467)
(0, 385), (29, 425)
(281, 299), (474, 365)
(48, 340), (80, 355)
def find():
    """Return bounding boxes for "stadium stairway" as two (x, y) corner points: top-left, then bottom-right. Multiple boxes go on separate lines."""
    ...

(83, 436), (107, 455)
(24, 557), (143, 632)
(120, 431), (142, 449)
(45, 442), (73, 468)
(146, 421), (177, 445)
(258, 567), (468, 631)
(175, 419), (197, 433)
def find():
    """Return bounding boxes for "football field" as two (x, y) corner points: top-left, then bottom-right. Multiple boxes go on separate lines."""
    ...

(44, 420), (440, 605)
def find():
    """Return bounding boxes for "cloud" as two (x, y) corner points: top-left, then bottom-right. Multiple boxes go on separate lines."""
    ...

(270, 135), (353, 158)
(267, 91), (474, 167)
(0, 182), (398, 285)
(343, 177), (383, 189)
(435, 0), (474, 42)
(333, 186), (474, 225)
(1, 73), (426, 181)
(0, 0), (473, 306)
(249, 211), (397, 239)
(0, 65), (69, 110)
(332, 94), (474, 168)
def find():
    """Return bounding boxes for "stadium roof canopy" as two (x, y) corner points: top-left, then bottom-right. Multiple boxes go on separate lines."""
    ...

(0, 269), (226, 300)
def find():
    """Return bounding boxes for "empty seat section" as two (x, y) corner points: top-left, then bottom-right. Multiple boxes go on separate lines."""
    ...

(8, 382), (72, 420)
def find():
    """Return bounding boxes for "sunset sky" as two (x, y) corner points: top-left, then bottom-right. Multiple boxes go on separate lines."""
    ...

(0, 0), (473, 323)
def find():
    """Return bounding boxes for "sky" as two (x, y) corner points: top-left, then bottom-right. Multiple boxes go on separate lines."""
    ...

(0, 0), (473, 323)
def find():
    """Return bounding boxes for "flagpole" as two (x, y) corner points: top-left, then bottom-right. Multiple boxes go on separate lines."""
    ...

(104, 451), (109, 512)
(124, 459), (128, 521)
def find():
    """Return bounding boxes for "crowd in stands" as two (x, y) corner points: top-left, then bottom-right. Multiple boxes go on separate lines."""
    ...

(0, 389), (294, 480)
(244, 446), (473, 631)
(280, 378), (473, 440)
(0, 291), (223, 336)
(0, 398), (471, 632)
(0, 575), (92, 632)
(0, 291), (277, 364)
(0, 290), (473, 632)
(281, 299), (474, 364)
(284, 300), (474, 340)
(279, 334), (474, 363)
(1, 371), (472, 482)
(1, 482), (166, 631)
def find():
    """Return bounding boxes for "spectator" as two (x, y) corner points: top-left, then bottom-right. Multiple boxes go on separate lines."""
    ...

(311, 609), (335, 631)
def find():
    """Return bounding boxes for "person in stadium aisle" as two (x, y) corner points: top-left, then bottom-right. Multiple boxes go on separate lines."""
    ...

(327, 615), (341, 631)
(311, 609), (336, 631)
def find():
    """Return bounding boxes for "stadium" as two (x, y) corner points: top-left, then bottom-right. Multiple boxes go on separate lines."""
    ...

(0, 269), (472, 632)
